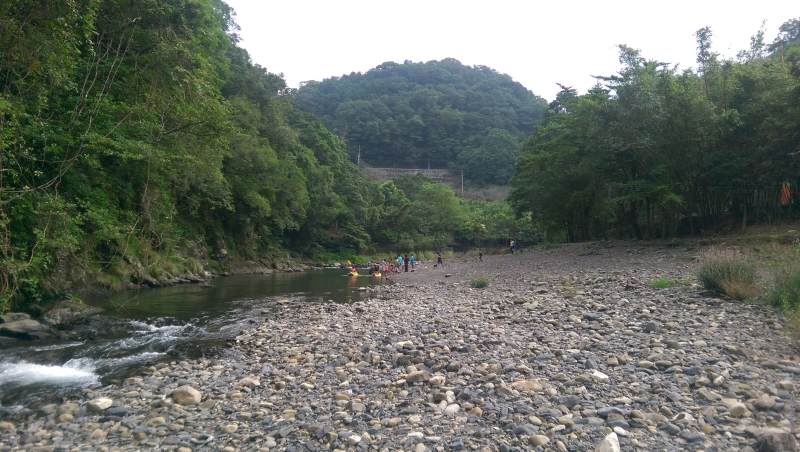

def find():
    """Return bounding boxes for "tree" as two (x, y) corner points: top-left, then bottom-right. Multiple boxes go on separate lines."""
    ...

(296, 58), (547, 182)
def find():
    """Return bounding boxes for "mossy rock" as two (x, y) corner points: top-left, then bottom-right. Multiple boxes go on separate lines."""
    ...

(41, 300), (103, 327)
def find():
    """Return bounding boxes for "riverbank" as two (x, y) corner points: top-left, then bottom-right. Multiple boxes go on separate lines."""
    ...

(0, 241), (798, 451)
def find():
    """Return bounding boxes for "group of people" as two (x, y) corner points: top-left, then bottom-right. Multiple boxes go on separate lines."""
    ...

(351, 246), (497, 277)
(368, 254), (417, 275)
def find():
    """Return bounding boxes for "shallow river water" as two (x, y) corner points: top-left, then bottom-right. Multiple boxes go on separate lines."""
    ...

(0, 269), (384, 412)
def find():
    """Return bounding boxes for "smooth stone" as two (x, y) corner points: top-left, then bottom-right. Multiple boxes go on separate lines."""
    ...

(663, 424), (681, 436)
(729, 403), (748, 418)
(754, 395), (776, 411)
(529, 435), (550, 447)
(86, 397), (113, 412)
(172, 385), (202, 405)
(594, 432), (620, 452)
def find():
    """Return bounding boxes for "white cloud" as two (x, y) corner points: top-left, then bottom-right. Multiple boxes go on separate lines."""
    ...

(223, 0), (797, 100)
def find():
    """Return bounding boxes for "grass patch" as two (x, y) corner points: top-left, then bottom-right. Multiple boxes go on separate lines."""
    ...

(769, 259), (800, 310)
(650, 277), (675, 289)
(470, 276), (489, 288)
(697, 248), (760, 300)
(787, 310), (800, 342)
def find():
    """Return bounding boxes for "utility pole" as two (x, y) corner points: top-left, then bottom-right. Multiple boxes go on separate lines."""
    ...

(461, 171), (464, 195)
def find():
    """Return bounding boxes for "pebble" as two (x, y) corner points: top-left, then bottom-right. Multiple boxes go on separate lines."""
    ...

(85, 397), (113, 412)
(0, 244), (797, 452)
(729, 403), (748, 418)
(172, 385), (202, 405)
(529, 434), (550, 446)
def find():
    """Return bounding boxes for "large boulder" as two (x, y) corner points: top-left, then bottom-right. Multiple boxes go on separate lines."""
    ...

(0, 319), (49, 339)
(1, 312), (31, 323)
(41, 300), (103, 327)
(172, 385), (202, 405)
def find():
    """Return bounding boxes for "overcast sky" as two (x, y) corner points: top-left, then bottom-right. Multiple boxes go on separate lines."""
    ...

(222, 0), (798, 101)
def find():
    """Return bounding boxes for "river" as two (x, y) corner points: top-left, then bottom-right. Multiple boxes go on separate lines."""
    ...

(0, 269), (384, 413)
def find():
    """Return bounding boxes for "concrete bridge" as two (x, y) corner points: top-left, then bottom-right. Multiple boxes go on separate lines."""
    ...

(363, 168), (451, 181)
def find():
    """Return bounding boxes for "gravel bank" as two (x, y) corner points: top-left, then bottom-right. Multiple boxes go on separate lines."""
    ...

(1, 241), (798, 452)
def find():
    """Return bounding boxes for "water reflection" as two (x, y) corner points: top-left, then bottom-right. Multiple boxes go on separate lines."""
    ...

(0, 268), (387, 409)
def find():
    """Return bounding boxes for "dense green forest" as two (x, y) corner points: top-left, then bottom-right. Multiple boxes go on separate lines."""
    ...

(296, 59), (548, 185)
(510, 20), (800, 242)
(0, 0), (532, 311)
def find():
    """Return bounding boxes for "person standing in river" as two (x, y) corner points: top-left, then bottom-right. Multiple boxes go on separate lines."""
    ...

(404, 255), (409, 272)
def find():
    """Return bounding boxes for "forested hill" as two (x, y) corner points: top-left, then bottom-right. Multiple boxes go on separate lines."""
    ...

(0, 0), (537, 310)
(296, 59), (548, 185)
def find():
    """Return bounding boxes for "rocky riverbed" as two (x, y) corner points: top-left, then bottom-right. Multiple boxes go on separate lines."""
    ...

(1, 241), (798, 451)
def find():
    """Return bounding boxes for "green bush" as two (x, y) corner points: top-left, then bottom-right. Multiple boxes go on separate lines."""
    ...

(470, 276), (489, 288)
(650, 277), (675, 289)
(697, 249), (760, 299)
(769, 264), (800, 310)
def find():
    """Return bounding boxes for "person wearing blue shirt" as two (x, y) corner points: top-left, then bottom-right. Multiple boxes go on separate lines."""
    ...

(410, 254), (416, 271)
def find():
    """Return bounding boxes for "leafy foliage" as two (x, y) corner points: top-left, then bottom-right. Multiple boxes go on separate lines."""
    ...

(0, 0), (542, 311)
(510, 21), (800, 241)
(296, 59), (547, 185)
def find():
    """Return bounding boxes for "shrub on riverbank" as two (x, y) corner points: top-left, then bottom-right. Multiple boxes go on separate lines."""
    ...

(470, 276), (489, 288)
(698, 249), (760, 299)
(650, 278), (675, 289)
(771, 264), (800, 310)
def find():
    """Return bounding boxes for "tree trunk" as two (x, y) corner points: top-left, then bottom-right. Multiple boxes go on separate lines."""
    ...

(629, 201), (643, 240)
(742, 201), (747, 232)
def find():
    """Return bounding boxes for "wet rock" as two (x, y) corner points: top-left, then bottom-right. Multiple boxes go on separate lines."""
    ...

(0, 319), (49, 339)
(0, 312), (30, 323)
(41, 300), (103, 326)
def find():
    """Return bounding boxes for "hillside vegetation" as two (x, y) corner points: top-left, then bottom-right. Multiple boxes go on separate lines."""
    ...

(0, 0), (527, 311)
(510, 21), (800, 242)
(296, 59), (548, 185)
